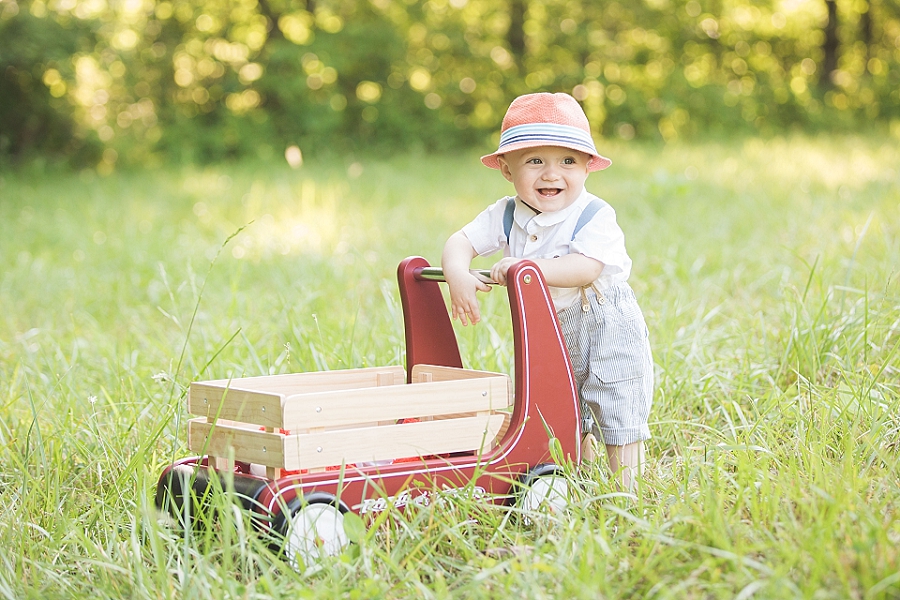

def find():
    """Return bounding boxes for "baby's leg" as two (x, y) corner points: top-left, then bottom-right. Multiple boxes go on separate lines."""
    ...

(581, 432), (598, 462)
(605, 441), (645, 491)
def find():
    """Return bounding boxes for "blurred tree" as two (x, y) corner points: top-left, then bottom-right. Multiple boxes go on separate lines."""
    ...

(2, 0), (899, 168)
(507, 0), (526, 70)
(821, 0), (840, 88)
(861, 0), (873, 59)
(0, 2), (99, 163)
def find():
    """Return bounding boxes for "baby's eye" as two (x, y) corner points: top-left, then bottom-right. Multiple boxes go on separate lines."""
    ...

(527, 157), (543, 165)
(563, 157), (577, 165)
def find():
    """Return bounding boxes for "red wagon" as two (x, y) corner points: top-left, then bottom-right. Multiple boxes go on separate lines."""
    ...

(155, 256), (583, 566)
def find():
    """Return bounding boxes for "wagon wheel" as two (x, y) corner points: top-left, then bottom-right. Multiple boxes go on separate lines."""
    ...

(512, 463), (569, 519)
(277, 492), (350, 569)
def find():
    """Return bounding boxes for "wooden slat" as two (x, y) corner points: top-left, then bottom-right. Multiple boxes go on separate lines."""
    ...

(411, 364), (507, 382)
(188, 417), (285, 468)
(196, 366), (405, 394)
(280, 376), (511, 430)
(188, 384), (284, 428)
(412, 365), (514, 420)
(189, 414), (507, 471)
(283, 414), (507, 470)
(494, 411), (513, 443)
(188, 366), (407, 428)
(214, 456), (234, 472)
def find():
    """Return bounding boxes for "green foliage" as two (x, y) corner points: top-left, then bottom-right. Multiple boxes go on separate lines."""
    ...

(1, 138), (898, 597)
(0, 3), (100, 163)
(2, 0), (900, 168)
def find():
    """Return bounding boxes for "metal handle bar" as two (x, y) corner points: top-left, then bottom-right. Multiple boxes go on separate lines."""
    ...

(415, 267), (496, 285)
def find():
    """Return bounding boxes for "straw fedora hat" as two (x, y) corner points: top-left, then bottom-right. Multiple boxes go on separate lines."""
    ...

(481, 92), (611, 172)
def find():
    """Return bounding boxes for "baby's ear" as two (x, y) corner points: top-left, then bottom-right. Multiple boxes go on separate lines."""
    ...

(497, 155), (514, 182)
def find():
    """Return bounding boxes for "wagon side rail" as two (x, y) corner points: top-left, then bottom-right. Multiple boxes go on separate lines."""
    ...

(187, 365), (512, 475)
(187, 366), (408, 429)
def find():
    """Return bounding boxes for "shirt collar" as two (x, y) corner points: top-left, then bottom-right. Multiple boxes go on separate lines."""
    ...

(514, 188), (590, 228)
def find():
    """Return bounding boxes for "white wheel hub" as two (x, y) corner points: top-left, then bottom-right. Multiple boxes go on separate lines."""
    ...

(284, 503), (349, 567)
(521, 475), (569, 515)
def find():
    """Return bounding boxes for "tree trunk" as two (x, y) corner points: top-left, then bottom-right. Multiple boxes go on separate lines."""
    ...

(256, 0), (285, 42)
(860, 0), (873, 63)
(820, 0), (839, 88)
(508, 0), (526, 68)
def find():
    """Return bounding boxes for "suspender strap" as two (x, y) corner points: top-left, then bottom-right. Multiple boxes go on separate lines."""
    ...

(573, 199), (605, 312)
(502, 196), (516, 243)
(503, 197), (603, 244)
(570, 199), (603, 241)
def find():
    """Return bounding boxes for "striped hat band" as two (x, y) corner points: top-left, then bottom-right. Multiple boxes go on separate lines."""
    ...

(498, 123), (599, 156)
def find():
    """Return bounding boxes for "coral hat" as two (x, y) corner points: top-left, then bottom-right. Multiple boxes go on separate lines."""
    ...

(481, 92), (611, 172)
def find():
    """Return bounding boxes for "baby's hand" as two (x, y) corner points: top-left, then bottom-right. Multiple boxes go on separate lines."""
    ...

(490, 257), (524, 287)
(446, 271), (490, 326)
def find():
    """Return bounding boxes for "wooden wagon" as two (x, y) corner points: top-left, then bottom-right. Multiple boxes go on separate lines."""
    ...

(156, 257), (583, 567)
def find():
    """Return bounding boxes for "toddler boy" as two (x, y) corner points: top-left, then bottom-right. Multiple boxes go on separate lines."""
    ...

(441, 92), (653, 489)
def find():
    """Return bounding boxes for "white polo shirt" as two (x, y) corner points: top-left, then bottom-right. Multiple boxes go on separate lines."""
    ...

(461, 188), (632, 311)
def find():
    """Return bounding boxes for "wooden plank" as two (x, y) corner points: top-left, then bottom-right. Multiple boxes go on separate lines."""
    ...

(264, 426), (282, 479)
(196, 366), (405, 394)
(412, 365), (514, 410)
(282, 414), (507, 470)
(188, 417), (285, 469)
(280, 376), (511, 430)
(214, 456), (234, 472)
(189, 384), (283, 428)
(190, 414), (506, 471)
(411, 364), (507, 381)
(414, 371), (433, 421)
(188, 366), (407, 428)
(494, 411), (513, 443)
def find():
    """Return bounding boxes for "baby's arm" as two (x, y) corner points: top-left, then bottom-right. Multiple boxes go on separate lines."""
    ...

(442, 231), (492, 325)
(491, 254), (604, 288)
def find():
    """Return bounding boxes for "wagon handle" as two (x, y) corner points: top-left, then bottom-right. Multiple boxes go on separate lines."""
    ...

(414, 267), (496, 285)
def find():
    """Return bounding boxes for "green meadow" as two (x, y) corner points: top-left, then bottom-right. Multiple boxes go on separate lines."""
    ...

(1, 136), (898, 598)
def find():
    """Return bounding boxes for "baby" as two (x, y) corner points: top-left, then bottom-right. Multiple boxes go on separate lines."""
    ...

(441, 92), (653, 489)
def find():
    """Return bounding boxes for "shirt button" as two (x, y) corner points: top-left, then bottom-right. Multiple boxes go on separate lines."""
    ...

(529, 234), (538, 242)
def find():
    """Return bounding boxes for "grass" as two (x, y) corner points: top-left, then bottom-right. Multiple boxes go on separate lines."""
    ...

(1, 134), (898, 599)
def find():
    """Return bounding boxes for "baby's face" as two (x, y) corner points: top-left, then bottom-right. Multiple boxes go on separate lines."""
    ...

(497, 146), (590, 213)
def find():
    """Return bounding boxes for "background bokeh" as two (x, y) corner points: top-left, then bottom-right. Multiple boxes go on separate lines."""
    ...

(2, 0), (899, 169)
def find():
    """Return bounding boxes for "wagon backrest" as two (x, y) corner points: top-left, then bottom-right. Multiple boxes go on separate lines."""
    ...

(397, 257), (582, 465)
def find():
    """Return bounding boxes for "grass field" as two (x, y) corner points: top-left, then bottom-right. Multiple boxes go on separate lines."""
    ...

(1, 136), (898, 599)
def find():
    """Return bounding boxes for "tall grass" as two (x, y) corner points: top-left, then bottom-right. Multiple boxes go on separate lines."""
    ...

(0, 135), (898, 598)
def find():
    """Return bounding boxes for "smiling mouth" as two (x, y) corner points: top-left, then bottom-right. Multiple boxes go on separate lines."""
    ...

(537, 188), (563, 197)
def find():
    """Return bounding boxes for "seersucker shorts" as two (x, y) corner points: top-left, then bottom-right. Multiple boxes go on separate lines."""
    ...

(557, 282), (653, 446)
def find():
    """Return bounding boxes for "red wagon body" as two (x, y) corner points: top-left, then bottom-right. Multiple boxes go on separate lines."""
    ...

(155, 257), (582, 563)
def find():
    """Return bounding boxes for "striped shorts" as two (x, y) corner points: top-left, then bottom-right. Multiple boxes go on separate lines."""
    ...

(557, 282), (653, 446)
